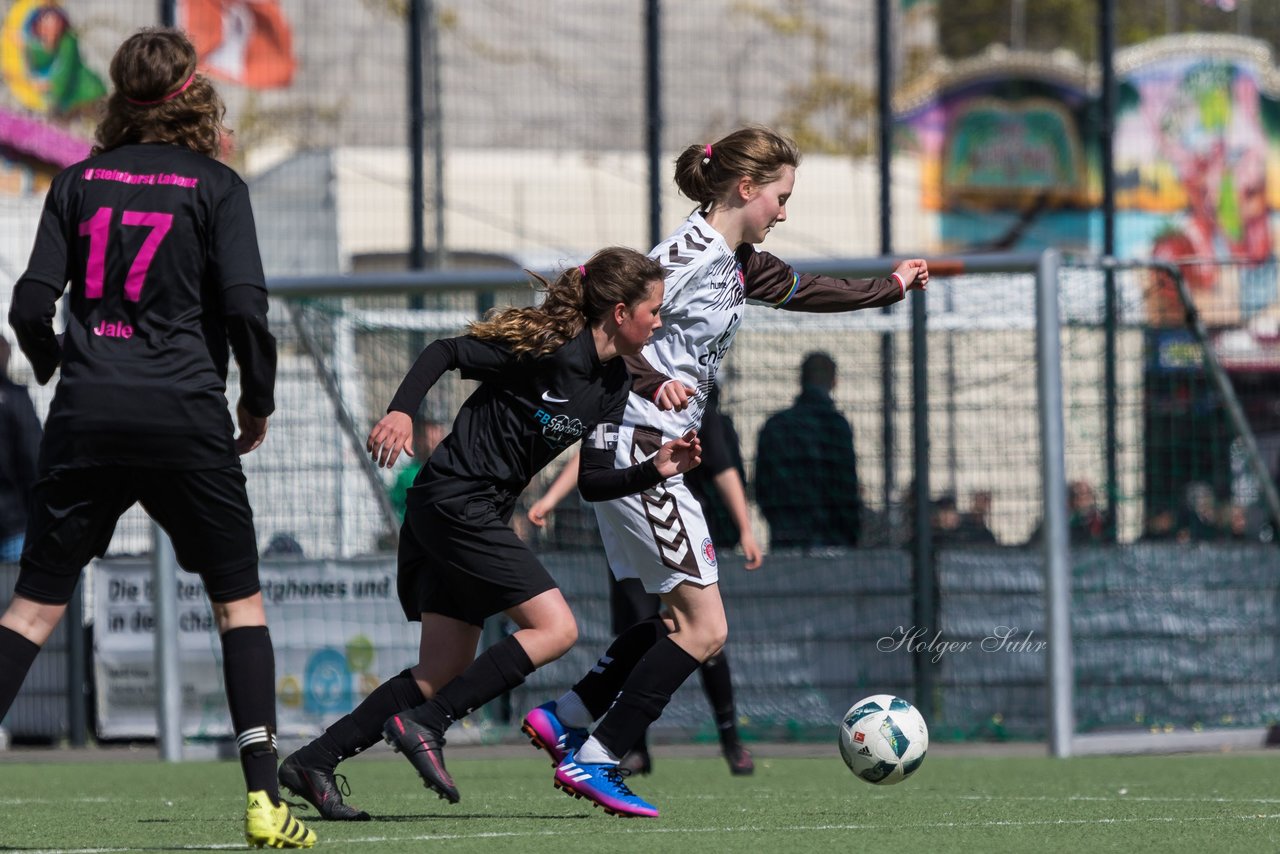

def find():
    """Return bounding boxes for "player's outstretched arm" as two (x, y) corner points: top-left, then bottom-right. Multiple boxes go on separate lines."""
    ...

(367, 410), (414, 468)
(741, 249), (928, 313)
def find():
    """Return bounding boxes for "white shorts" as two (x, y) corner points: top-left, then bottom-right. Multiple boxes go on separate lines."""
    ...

(592, 424), (720, 594)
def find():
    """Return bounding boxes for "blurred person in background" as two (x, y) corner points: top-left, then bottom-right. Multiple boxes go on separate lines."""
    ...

(0, 337), (42, 563)
(755, 351), (861, 551)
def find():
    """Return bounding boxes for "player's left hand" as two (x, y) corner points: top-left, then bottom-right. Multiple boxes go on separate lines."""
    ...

(367, 411), (414, 468)
(739, 529), (763, 570)
(895, 258), (929, 291)
(234, 402), (268, 455)
(655, 430), (701, 477)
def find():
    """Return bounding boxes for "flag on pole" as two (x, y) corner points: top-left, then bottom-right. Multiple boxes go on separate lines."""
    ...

(181, 0), (295, 89)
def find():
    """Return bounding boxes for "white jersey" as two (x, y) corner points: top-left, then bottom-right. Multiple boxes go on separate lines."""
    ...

(596, 211), (905, 593)
(628, 212), (745, 438)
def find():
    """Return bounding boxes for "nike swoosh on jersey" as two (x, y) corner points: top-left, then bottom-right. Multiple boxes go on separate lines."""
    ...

(541, 391), (570, 403)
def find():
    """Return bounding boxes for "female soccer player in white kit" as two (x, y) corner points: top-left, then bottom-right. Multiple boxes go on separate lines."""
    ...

(522, 126), (928, 818)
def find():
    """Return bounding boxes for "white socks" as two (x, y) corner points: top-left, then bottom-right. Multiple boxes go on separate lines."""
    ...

(554, 690), (594, 730)
(553, 691), (619, 764)
(574, 735), (620, 765)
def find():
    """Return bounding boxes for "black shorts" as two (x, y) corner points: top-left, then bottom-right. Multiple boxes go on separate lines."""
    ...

(17, 465), (260, 605)
(609, 574), (661, 634)
(397, 483), (556, 627)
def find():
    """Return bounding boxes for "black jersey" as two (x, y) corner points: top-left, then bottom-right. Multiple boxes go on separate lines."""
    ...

(388, 328), (661, 516)
(11, 143), (275, 472)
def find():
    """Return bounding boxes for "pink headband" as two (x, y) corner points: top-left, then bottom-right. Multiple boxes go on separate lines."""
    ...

(577, 265), (587, 278)
(125, 73), (196, 106)
(701, 144), (713, 165)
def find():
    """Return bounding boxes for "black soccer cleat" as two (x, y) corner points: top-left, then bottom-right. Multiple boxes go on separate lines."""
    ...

(278, 747), (371, 821)
(383, 714), (460, 804)
(723, 741), (755, 776)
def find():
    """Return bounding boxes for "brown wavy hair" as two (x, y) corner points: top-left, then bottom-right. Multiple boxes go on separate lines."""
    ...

(468, 247), (664, 357)
(93, 27), (227, 159)
(674, 126), (801, 211)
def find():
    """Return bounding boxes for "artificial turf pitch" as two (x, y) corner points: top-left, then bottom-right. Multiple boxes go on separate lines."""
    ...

(2, 747), (1277, 853)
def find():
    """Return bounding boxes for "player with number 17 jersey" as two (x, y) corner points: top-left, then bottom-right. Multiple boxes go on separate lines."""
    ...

(15, 142), (272, 472)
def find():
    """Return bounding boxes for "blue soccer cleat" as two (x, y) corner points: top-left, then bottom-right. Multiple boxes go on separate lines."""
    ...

(553, 750), (659, 818)
(521, 701), (588, 766)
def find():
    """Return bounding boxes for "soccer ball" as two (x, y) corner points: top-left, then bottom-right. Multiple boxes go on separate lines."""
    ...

(838, 694), (928, 785)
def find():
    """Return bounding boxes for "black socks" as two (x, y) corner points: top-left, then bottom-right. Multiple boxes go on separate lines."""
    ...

(221, 625), (279, 800)
(316, 668), (426, 762)
(571, 617), (669, 719)
(411, 634), (534, 733)
(0, 624), (40, 722)
(590, 636), (701, 759)
(699, 650), (740, 745)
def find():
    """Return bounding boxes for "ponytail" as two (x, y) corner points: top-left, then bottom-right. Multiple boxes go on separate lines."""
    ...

(673, 125), (800, 210)
(468, 246), (663, 356)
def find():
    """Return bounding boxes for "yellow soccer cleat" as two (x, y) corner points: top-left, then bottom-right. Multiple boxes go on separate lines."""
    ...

(244, 790), (317, 849)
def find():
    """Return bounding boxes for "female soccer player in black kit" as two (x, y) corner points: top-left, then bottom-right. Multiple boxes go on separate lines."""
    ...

(277, 247), (702, 819)
(0, 28), (315, 849)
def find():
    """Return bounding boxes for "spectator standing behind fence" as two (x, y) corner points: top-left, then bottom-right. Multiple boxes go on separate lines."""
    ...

(0, 28), (314, 849)
(755, 351), (861, 550)
(0, 337), (41, 562)
(1068, 479), (1112, 545)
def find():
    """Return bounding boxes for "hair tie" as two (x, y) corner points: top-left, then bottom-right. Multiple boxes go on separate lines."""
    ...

(577, 265), (587, 278)
(125, 73), (196, 106)
(701, 144), (713, 166)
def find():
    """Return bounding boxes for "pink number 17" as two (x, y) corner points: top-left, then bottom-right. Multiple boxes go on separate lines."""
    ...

(78, 207), (173, 301)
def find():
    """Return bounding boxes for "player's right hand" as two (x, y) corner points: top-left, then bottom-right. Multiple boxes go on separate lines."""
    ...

(367, 410), (414, 468)
(894, 258), (929, 290)
(654, 379), (696, 412)
(655, 430), (702, 477)
(527, 498), (554, 528)
(234, 402), (268, 455)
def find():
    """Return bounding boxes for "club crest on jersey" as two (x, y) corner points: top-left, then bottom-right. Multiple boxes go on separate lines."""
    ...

(535, 408), (584, 449)
(701, 537), (717, 566)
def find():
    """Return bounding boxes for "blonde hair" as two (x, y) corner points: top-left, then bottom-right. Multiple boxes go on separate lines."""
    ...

(93, 27), (228, 159)
(469, 247), (664, 356)
(674, 126), (801, 210)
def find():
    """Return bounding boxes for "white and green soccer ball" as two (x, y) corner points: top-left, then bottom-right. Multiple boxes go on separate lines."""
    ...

(838, 694), (928, 785)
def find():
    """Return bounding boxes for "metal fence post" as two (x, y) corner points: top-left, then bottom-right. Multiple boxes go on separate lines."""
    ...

(1036, 249), (1073, 758)
(153, 523), (182, 762)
